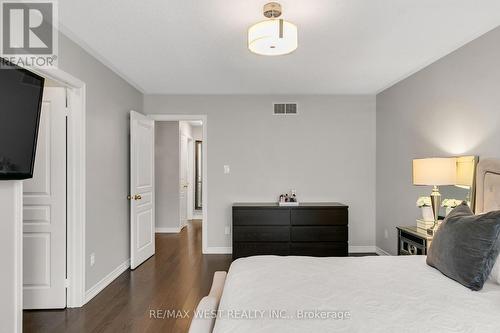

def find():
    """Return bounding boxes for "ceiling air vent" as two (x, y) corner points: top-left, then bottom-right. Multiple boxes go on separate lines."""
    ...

(273, 103), (297, 115)
(285, 103), (297, 114)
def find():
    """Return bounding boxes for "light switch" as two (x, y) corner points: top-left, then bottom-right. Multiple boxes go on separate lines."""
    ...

(224, 165), (230, 174)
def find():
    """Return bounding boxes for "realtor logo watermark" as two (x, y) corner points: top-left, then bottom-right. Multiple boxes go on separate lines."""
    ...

(149, 309), (352, 321)
(1, 0), (58, 68)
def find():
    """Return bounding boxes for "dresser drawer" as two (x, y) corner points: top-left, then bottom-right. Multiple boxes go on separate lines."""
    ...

(232, 204), (349, 260)
(291, 226), (347, 242)
(289, 242), (348, 257)
(233, 208), (289, 226)
(233, 242), (289, 259)
(233, 226), (289, 242)
(291, 209), (347, 226)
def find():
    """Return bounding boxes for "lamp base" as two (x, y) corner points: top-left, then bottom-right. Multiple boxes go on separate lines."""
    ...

(428, 185), (441, 236)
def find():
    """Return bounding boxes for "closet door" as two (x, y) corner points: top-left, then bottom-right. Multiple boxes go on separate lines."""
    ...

(23, 87), (67, 309)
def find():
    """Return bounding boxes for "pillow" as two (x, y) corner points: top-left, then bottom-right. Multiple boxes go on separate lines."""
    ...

(426, 202), (500, 290)
(490, 256), (500, 285)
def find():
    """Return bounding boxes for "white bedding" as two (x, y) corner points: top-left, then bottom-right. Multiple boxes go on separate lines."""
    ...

(213, 255), (500, 333)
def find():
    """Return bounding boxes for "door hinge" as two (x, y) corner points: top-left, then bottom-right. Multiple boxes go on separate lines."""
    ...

(65, 278), (70, 288)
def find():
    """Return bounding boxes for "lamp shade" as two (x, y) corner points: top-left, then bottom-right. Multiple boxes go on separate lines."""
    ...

(456, 156), (475, 187)
(413, 158), (457, 186)
(248, 19), (298, 56)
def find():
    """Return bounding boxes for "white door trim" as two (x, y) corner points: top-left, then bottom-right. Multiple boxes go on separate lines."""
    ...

(29, 66), (86, 308)
(148, 114), (208, 254)
(5, 181), (23, 333)
(179, 132), (188, 229)
(186, 136), (194, 221)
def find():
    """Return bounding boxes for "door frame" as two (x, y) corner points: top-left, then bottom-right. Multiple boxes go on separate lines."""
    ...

(148, 114), (208, 254)
(186, 136), (194, 220)
(179, 132), (188, 229)
(30, 66), (87, 308)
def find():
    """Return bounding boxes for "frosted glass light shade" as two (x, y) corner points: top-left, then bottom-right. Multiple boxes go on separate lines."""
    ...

(248, 19), (298, 56)
(413, 158), (457, 186)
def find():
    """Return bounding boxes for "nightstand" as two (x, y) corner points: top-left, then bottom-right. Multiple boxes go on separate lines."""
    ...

(396, 226), (433, 255)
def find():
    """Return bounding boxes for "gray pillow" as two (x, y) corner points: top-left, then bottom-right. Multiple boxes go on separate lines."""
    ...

(426, 202), (500, 290)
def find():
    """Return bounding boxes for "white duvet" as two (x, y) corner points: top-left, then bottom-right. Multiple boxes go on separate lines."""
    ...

(213, 255), (500, 333)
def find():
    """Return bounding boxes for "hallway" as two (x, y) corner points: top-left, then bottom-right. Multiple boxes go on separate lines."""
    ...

(24, 221), (231, 333)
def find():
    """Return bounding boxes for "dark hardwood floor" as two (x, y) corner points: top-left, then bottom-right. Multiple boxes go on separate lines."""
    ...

(23, 220), (231, 333)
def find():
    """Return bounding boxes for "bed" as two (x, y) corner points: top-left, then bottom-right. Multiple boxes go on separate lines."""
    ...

(190, 158), (500, 333)
(213, 255), (500, 333)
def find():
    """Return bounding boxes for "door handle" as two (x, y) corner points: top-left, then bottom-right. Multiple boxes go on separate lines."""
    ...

(127, 195), (132, 200)
(134, 194), (142, 200)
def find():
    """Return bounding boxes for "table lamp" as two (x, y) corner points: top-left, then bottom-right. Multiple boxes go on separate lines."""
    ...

(413, 157), (457, 235)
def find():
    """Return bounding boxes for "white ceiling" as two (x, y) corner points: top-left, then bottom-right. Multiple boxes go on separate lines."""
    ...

(59, 0), (500, 94)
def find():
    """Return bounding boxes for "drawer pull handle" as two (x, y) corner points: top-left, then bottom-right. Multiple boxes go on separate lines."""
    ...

(408, 244), (417, 255)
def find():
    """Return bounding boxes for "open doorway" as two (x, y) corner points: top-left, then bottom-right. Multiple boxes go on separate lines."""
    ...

(183, 121), (203, 222)
(194, 139), (203, 217)
(153, 117), (205, 251)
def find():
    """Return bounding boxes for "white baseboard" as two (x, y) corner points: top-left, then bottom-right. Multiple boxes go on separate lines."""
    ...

(155, 227), (181, 233)
(85, 258), (130, 304)
(375, 247), (391, 256)
(192, 213), (203, 220)
(204, 247), (232, 254)
(349, 245), (377, 253)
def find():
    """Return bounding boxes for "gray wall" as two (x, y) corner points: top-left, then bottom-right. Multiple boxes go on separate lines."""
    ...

(144, 95), (376, 250)
(155, 122), (180, 230)
(376, 26), (500, 254)
(58, 33), (143, 289)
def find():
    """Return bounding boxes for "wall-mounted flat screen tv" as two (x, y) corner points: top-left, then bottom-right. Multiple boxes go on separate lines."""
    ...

(0, 58), (45, 180)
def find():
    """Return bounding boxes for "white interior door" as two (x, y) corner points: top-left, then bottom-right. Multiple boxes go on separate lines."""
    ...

(180, 134), (188, 228)
(130, 111), (155, 270)
(23, 87), (66, 309)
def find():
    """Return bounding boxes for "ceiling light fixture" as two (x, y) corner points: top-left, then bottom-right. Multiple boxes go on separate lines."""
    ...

(248, 2), (298, 56)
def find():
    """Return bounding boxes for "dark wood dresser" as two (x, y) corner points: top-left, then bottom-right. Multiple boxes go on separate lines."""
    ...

(232, 203), (348, 260)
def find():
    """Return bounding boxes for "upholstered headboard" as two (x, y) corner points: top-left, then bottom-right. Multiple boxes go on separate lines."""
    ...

(475, 159), (500, 214)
